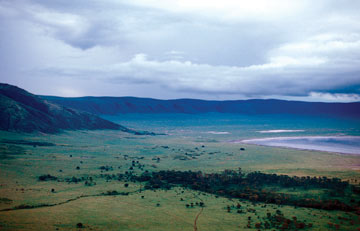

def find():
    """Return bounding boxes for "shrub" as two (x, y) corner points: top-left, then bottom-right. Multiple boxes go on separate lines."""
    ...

(38, 174), (57, 181)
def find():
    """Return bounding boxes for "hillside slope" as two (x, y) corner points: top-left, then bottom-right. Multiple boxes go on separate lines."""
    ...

(0, 83), (147, 134)
(43, 96), (360, 117)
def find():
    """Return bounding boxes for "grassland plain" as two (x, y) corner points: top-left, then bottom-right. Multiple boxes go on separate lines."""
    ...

(0, 128), (360, 230)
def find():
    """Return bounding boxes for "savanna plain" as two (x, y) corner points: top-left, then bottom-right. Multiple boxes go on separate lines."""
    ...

(1, 114), (360, 230)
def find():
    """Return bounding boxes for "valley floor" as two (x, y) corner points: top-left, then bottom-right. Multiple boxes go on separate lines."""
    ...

(0, 129), (360, 230)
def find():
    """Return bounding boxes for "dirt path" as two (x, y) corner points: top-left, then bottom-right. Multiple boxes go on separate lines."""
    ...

(0, 191), (138, 212)
(192, 192), (205, 231)
(0, 190), (193, 228)
(193, 206), (203, 231)
(0, 194), (94, 212)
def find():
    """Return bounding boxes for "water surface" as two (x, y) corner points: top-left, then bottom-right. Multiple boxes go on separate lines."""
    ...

(238, 136), (360, 155)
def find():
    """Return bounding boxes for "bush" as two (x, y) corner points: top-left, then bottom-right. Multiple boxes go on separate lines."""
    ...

(38, 174), (57, 181)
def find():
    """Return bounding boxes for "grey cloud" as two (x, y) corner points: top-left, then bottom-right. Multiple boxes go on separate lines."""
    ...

(34, 52), (360, 97)
(0, 0), (360, 102)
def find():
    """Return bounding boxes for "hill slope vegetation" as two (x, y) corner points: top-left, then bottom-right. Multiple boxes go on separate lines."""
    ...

(0, 83), (140, 134)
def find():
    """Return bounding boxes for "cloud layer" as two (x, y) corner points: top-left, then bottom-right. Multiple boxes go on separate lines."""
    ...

(0, 0), (360, 101)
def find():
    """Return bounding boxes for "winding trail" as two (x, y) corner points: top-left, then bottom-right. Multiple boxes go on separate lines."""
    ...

(0, 191), (137, 212)
(192, 192), (205, 231)
(0, 194), (94, 212)
(193, 206), (203, 231)
(0, 190), (193, 228)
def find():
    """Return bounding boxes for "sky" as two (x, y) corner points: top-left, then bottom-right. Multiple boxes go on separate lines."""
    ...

(0, 0), (360, 102)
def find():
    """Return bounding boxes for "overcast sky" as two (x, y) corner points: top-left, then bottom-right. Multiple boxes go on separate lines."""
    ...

(1, 0), (360, 102)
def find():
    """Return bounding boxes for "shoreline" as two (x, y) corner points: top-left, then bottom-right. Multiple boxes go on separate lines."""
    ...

(230, 135), (360, 155)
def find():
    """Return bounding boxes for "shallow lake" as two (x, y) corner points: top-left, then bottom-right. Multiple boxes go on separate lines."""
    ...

(238, 136), (360, 155)
(102, 113), (360, 154)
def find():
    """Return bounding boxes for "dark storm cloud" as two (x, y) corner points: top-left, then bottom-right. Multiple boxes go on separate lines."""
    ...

(0, 0), (360, 101)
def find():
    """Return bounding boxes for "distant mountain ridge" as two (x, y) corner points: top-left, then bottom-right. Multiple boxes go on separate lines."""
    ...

(42, 96), (360, 117)
(0, 83), (150, 134)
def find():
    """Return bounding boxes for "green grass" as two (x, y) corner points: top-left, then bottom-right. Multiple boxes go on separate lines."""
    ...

(0, 130), (360, 230)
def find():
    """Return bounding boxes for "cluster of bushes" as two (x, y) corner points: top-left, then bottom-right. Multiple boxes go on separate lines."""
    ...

(253, 210), (312, 230)
(131, 169), (357, 212)
(185, 201), (204, 208)
(100, 170), (142, 183)
(38, 174), (98, 186)
(246, 171), (347, 190)
(36, 168), (358, 214)
(99, 166), (113, 171)
(102, 190), (129, 196)
(38, 174), (58, 181)
(65, 176), (94, 185)
(131, 160), (145, 170)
